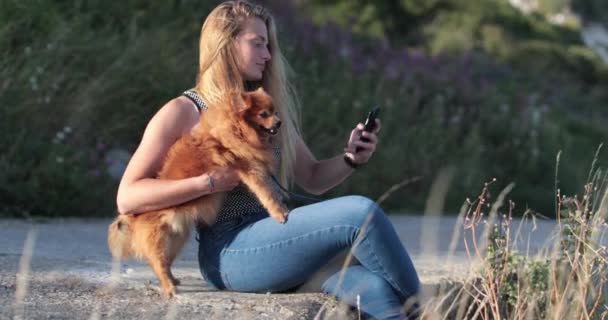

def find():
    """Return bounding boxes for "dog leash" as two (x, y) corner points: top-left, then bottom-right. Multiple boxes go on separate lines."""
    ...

(270, 174), (324, 204)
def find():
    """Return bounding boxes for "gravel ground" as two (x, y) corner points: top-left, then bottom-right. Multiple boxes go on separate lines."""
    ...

(0, 215), (561, 319)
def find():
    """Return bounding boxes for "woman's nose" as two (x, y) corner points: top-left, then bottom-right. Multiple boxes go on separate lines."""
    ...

(262, 47), (271, 61)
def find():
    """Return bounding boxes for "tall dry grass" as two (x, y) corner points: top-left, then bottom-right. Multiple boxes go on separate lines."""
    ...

(12, 228), (37, 320)
(420, 146), (608, 320)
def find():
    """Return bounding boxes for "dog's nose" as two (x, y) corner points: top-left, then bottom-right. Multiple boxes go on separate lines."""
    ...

(275, 121), (282, 129)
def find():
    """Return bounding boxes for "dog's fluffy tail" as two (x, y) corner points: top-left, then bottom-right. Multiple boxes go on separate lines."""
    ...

(107, 215), (133, 259)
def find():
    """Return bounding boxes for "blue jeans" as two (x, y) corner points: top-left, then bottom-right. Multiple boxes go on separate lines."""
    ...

(198, 195), (421, 320)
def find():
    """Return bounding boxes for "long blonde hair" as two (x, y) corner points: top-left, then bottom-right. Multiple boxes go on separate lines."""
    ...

(195, 0), (300, 187)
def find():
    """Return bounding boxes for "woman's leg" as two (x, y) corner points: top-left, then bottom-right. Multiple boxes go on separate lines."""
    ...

(322, 265), (404, 320)
(199, 195), (420, 317)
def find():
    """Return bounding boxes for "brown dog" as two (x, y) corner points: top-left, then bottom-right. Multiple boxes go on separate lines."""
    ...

(107, 88), (289, 297)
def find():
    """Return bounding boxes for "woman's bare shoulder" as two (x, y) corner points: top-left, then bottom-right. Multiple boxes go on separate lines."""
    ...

(150, 96), (200, 137)
(119, 96), (200, 182)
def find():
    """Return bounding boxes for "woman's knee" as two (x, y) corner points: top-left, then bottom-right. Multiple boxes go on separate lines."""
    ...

(340, 195), (386, 227)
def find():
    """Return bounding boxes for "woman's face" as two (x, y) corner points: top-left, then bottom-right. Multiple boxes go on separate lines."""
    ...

(235, 17), (271, 81)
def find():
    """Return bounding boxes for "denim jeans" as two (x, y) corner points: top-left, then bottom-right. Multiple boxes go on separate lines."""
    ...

(198, 195), (421, 320)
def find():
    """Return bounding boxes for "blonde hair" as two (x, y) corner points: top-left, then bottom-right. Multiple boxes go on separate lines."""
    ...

(195, 0), (300, 187)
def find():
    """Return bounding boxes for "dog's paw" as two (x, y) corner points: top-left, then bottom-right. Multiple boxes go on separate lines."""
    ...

(270, 208), (289, 224)
(170, 276), (181, 286)
(279, 214), (288, 224)
(162, 285), (177, 299)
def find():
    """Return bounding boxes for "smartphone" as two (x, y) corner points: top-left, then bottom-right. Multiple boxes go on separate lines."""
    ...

(356, 106), (381, 152)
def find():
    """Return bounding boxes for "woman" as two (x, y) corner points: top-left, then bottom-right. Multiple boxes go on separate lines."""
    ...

(116, 1), (420, 319)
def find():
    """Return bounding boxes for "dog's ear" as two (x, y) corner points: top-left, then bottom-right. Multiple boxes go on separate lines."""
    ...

(251, 87), (271, 107)
(236, 92), (254, 113)
(253, 87), (265, 95)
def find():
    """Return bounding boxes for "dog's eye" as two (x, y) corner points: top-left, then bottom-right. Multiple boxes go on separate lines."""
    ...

(260, 111), (270, 118)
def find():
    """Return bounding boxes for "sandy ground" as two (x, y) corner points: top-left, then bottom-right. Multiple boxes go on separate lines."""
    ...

(0, 215), (560, 319)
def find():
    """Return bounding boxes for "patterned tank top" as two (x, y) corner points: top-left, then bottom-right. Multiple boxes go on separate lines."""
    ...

(182, 89), (284, 223)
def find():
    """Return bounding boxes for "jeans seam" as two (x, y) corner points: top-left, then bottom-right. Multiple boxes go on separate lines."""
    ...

(221, 225), (360, 254)
(358, 227), (408, 299)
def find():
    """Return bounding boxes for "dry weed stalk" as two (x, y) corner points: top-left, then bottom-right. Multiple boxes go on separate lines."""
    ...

(12, 227), (37, 320)
(422, 146), (608, 320)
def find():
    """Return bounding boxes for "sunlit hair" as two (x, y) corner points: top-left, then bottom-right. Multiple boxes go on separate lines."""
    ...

(195, 0), (300, 187)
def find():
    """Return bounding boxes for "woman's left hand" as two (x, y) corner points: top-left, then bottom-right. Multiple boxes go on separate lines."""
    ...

(344, 119), (381, 165)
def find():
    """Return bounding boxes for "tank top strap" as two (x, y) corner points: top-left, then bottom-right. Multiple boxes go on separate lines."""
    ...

(182, 89), (208, 113)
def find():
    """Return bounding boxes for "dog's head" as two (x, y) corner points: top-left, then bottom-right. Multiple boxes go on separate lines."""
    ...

(199, 88), (282, 151)
(237, 87), (281, 136)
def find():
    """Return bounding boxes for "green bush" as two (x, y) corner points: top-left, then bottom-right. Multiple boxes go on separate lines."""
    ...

(0, 0), (217, 217)
(304, 0), (605, 86)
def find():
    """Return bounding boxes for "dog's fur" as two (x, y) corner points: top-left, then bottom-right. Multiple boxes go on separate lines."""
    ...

(107, 88), (289, 297)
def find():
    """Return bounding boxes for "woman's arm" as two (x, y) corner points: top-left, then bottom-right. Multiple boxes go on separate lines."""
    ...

(294, 135), (354, 195)
(294, 120), (381, 195)
(116, 97), (239, 215)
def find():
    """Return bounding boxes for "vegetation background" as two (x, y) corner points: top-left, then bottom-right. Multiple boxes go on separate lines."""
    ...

(1, 0), (606, 218)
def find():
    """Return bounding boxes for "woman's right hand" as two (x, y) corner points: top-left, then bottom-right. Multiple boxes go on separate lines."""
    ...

(203, 168), (241, 193)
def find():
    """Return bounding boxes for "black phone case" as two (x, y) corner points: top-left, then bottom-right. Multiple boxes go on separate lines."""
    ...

(356, 107), (380, 152)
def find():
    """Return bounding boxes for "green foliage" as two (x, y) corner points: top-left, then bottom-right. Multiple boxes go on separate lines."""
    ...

(305, 0), (606, 86)
(572, 0), (608, 22)
(299, 0), (607, 215)
(0, 0), (218, 217)
(308, 0), (449, 44)
(538, 0), (570, 14)
(485, 222), (551, 317)
(1, 0), (607, 217)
